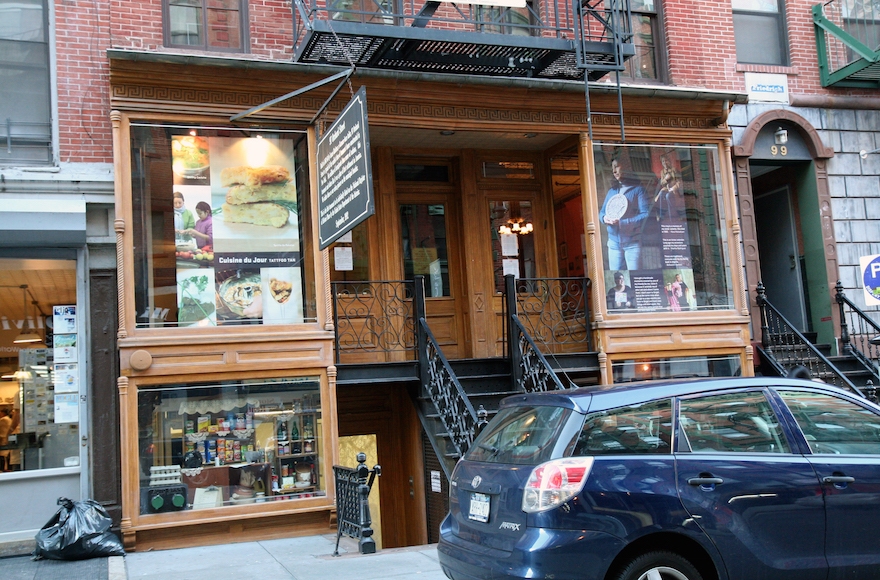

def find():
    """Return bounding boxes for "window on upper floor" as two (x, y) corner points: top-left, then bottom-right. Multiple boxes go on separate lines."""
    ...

(164, 0), (248, 52)
(0, 0), (53, 165)
(622, 0), (661, 81)
(732, 0), (788, 66)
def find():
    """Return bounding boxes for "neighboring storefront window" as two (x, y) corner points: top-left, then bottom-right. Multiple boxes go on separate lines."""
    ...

(594, 143), (733, 313)
(137, 377), (324, 514)
(130, 124), (316, 329)
(612, 354), (742, 382)
(1, 259), (80, 473)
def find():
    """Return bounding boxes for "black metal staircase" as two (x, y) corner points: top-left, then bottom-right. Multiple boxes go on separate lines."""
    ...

(333, 274), (600, 479)
(756, 282), (879, 402)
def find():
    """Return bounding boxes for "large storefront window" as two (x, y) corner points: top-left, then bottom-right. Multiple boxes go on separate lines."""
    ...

(594, 143), (733, 314)
(138, 377), (324, 514)
(0, 259), (80, 473)
(130, 125), (316, 329)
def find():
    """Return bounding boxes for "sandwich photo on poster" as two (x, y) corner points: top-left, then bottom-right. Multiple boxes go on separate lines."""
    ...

(209, 137), (300, 257)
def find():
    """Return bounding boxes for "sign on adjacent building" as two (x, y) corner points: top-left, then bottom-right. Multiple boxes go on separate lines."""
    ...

(317, 87), (375, 250)
(744, 72), (789, 104)
(860, 254), (880, 306)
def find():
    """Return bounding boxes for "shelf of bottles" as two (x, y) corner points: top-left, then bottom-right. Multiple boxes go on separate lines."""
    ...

(272, 409), (319, 496)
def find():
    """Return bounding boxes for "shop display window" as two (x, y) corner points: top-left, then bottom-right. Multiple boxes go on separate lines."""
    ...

(594, 143), (734, 314)
(137, 377), (324, 515)
(612, 355), (743, 383)
(129, 124), (317, 329)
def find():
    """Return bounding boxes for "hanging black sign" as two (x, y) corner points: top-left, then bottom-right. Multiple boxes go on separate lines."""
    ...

(317, 86), (375, 250)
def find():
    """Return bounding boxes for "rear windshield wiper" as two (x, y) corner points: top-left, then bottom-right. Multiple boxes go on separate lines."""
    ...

(477, 443), (500, 456)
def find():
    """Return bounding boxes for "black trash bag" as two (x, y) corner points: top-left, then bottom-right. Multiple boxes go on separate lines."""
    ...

(33, 497), (125, 560)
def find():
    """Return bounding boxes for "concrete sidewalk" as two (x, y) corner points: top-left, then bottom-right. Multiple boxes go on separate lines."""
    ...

(125, 534), (446, 580)
(1, 535), (446, 580)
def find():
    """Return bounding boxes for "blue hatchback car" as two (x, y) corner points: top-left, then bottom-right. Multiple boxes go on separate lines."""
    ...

(438, 377), (880, 580)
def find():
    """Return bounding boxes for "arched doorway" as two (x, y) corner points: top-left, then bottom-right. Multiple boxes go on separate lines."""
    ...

(734, 110), (840, 350)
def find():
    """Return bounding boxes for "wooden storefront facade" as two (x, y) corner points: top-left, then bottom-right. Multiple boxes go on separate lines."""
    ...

(110, 51), (751, 550)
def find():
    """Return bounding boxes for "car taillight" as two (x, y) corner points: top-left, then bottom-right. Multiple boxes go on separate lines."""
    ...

(521, 457), (594, 513)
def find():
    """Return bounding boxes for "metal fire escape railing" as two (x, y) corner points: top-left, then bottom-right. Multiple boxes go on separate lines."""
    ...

(756, 283), (863, 397)
(813, 0), (880, 87)
(835, 280), (880, 383)
(292, 0), (633, 81)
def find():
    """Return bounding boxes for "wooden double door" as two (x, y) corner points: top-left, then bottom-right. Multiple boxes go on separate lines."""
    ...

(372, 149), (553, 361)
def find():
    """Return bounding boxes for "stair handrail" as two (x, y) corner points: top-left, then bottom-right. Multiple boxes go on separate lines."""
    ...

(505, 274), (571, 393)
(757, 282), (863, 397)
(414, 276), (484, 458)
(835, 280), (880, 381)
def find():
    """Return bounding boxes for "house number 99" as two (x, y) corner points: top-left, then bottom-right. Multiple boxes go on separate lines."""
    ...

(770, 145), (787, 156)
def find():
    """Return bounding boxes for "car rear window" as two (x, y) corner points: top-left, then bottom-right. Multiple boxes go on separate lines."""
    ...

(466, 405), (574, 464)
(573, 398), (673, 455)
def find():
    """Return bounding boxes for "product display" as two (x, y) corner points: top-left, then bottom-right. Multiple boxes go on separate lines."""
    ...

(138, 380), (325, 515)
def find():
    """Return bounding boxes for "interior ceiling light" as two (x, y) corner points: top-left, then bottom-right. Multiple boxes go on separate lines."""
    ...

(13, 285), (42, 345)
(498, 217), (534, 235)
(12, 284), (43, 344)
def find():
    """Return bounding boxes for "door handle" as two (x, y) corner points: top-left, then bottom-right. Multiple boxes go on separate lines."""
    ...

(687, 477), (724, 486)
(822, 475), (855, 485)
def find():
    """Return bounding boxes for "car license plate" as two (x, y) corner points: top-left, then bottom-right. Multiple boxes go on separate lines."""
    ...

(468, 492), (490, 522)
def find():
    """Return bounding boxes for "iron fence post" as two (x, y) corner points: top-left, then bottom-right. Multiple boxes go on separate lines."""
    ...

(835, 280), (852, 354)
(355, 452), (377, 554)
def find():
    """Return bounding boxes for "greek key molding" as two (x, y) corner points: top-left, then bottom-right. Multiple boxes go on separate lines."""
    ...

(111, 81), (714, 129)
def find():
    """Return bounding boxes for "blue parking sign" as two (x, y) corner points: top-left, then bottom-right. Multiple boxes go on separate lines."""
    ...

(861, 254), (880, 305)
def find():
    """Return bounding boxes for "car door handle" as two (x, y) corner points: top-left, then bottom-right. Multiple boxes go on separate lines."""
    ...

(822, 475), (855, 484)
(687, 477), (724, 486)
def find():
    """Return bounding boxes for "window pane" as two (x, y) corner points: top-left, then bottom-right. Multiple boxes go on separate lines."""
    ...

(574, 399), (672, 455)
(400, 204), (450, 297)
(732, 0), (778, 13)
(624, 14), (656, 79)
(680, 391), (790, 453)
(630, 0), (655, 11)
(0, 0), (45, 42)
(612, 355), (742, 382)
(137, 378), (326, 514)
(0, 0), (51, 164)
(467, 405), (573, 464)
(170, 4), (203, 46)
(130, 125), (314, 329)
(780, 391), (880, 455)
(207, 7), (242, 50)
(489, 201), (536, 293)
(733, 13), (783, 65)
(594, 144), (733, 313)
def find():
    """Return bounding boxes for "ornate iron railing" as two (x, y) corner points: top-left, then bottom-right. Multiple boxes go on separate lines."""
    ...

(505, 275), (572, 392)
(414, 277), (483, 457)
(835, 280), (880, 381)
(333, 452), (381, 555)
(513, 276), (592, 352)
(331, 280), (415, 363)
(757, 283), (862, 396)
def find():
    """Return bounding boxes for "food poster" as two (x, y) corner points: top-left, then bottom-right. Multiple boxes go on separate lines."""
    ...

(176, 269), (218, 327)
(171, 134), (305, 326)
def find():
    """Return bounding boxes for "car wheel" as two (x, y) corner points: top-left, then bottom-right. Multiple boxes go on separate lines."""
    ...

(612, 551), (703, 580)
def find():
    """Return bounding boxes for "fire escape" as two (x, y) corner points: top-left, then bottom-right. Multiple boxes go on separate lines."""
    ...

(291, 0), (635, 133)
(814, 0), (880, 87)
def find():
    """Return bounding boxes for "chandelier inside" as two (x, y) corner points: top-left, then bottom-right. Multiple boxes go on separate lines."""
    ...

(498, 217), (533, 235)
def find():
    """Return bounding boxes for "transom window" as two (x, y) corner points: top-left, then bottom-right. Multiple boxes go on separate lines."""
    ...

(732, 0), (788, 66)
(164, 0), (248, 52)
